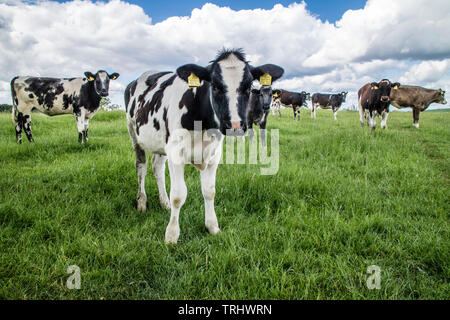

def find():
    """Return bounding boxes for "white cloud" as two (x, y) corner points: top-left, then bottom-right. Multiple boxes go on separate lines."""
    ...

(0, 0), (449, 111)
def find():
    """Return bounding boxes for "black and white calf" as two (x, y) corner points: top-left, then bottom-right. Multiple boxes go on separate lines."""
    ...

(246, 71), (284, 146)
(271, 89), (310, 120)
(125, 49), (283, 244)
(10, 70), (119, 143)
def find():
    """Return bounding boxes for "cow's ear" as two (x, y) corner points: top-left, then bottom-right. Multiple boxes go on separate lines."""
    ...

(109, 73), (120, 80)
(251, 64), (284, 85)
(84, 72), (95, 82)
(392, 82), (400, 90)
(371, 82), (379, 90)
(176, 64), (211, 86)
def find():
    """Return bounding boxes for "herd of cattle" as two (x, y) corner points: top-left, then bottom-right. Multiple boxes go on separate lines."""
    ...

(8, 49), (447, 243)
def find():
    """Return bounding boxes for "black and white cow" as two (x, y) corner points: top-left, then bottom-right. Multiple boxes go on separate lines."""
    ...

(125, 49), (283, 244)
(246, 73), (284, 146)
(10, 70), (119, 143)
(271, 89), (310, 120)
(311, 92), (348, 120)
(358, 79), (400, 129)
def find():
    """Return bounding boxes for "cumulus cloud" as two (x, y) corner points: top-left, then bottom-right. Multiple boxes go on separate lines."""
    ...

(0, 0), (449, 110)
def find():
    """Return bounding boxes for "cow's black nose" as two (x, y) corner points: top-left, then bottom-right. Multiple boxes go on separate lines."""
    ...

(381, 96), (389, 102)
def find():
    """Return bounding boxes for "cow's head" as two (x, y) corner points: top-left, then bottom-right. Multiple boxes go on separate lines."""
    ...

(340, 91), (348, 101)
(84, 70), (120, 97)
(177, 49), (283, 135)
(252, 86), (274, 113)
(436, 89), (447, 104)
(370, 79), (400, 104)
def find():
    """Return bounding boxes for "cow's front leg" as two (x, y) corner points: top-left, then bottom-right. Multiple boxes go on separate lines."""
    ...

(333, 108), (337, 121)
(368, 111), (376, 129)
(83, 119), (89, 142)
(165, 161), (186, 244)
(380, 110), (389, 129)
(201, 162), (220, 236)
(152, 154), (170, 210)
(412, 108), (420, 128)
(22, 114), (34, 142)
(248, 123), (254, 144)
(76, 111), (86, 143)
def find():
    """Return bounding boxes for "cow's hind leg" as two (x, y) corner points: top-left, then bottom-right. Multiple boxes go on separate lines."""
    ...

(201, 162), (220, 236)
(135, 145), (148, 212)
(76, 110), (86, 143)
(14, 112), (23, 144)
(358, 101), (365, 128)
(152, 154), (170, 210)
(83, 119), (89, 142)
(165, 161), (187, 244)
(23, 114), (34, 142)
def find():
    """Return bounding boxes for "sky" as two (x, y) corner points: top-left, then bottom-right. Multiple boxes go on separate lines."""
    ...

(0, 0), (449, 111)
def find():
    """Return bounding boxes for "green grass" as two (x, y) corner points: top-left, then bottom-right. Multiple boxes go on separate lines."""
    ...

(0, 109), (448, 299)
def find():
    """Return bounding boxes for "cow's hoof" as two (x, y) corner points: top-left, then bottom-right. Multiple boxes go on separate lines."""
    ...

(413, 123), (419, 129)
(137, 194), (147, 212)
(206, 225), (220, 236)
(160, 198), (171, 210)
(165, 225), (180, 244)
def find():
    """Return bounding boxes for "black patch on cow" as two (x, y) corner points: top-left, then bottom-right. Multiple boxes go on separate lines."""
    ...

(62, 94), (73, 110)
(130, 100), (136, 118)
(137, 72), (172, 108)
(162, 107), (169, 143)
(153, 118), (160, 131)
(179, 85), (220, 131)
(124, 80), (138, 112)
(136, 74), (176, 134)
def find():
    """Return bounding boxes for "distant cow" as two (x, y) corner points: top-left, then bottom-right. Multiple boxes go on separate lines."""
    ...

(10, 70), (119, 143)
(311, 92), (348, 120)
(272, 89), (310, 120)
(124, 49), (283, 244)
(246, 80), (285, 146)
(390, 86), (447, 128)
(358, 79), (400, 129)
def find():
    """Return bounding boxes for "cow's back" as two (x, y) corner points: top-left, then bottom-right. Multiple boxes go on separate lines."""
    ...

(14, 76), (85, 115)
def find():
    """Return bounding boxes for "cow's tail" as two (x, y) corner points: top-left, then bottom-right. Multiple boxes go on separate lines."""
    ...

(10, 76), (19, 124)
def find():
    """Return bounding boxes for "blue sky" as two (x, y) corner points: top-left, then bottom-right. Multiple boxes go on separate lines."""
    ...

(56, 0), (366, 23)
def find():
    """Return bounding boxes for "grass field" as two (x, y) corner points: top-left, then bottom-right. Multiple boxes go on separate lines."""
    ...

(0, 108), (448, 299)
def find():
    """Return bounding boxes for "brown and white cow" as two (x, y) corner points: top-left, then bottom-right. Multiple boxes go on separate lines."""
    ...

(124, 49), (283, 244)
(358, 79), (400, 129)
(271, 89), (310, 120)
(10, 70), (119, 143)
(390, 85), (447, 128)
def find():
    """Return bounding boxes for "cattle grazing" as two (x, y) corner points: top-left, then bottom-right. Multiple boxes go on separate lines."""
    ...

(10, 70), (119, 143)
(272, 89), (310, 120)
(246, 73), (284, 146)
(390, 85), (447, 128)
(358, 79), (400, 129)
(125, 49), (283, 244)
(311, 91), (348, 120)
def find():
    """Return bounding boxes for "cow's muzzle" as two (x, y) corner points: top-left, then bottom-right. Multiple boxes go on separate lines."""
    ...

(222, 121), (246, 136)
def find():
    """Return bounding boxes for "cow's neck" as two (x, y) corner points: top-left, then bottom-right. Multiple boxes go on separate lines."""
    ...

(85, 82), (102, 111)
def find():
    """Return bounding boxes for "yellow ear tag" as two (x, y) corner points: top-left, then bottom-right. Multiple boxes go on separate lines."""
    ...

(394, 85), (399, 90)
(259, 73), (272, 86)
(111, 75), (117, 80)
(373, 85), (379, 90)
(88, 77), (95, 82)
(188, 73), (200, 88)
(273, 92), (278, 98)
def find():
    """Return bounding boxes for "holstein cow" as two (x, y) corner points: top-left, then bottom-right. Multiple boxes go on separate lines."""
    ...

(358, 79), (400, 129)
(125, 49), (283, 244)
(10, 70), (119, 143)
(246, 71), (285, 146)
(311, 91), (348, 120)
(272, 89), (310, 120)
(390, 85), (447, 128)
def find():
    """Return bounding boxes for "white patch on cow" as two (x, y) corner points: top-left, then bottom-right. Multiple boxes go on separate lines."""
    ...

(380, 111), (389, 129)
(218, 54), (245, 124)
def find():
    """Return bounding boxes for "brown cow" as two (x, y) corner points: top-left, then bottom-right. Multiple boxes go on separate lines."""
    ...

(390, 86), (447, 128)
